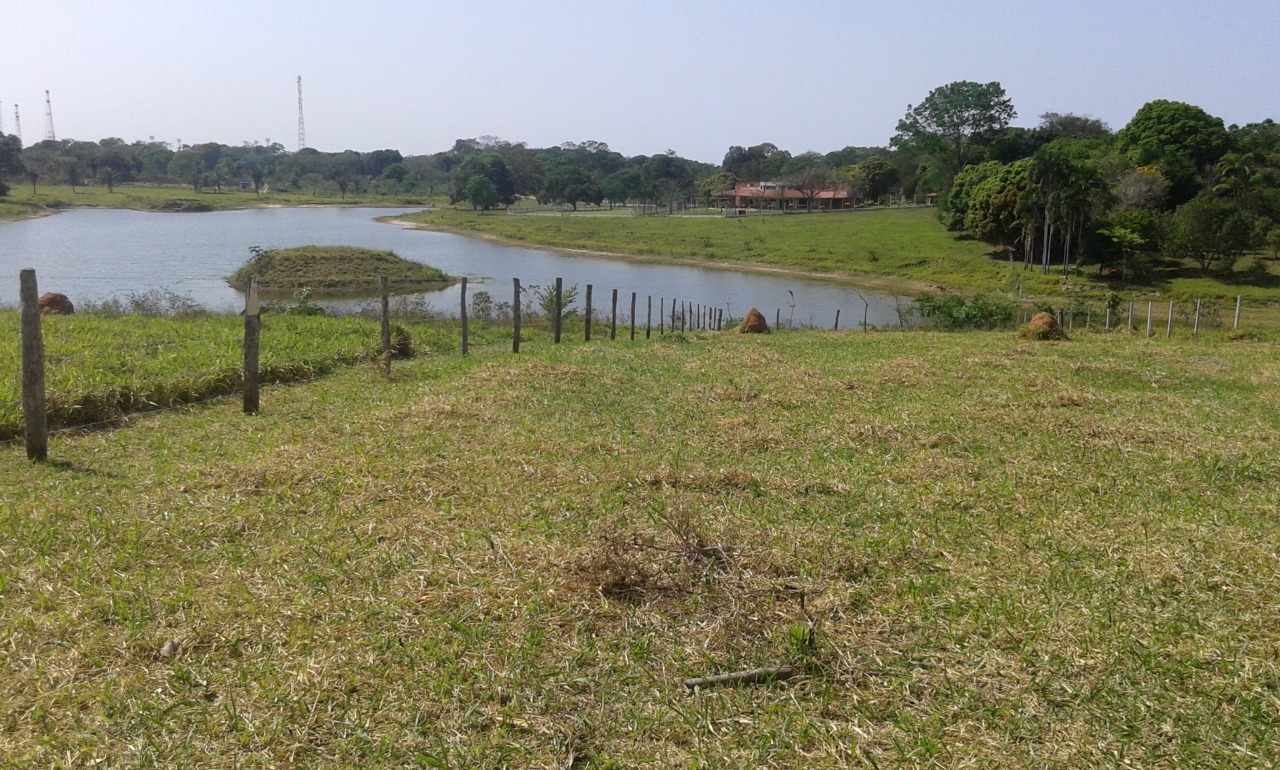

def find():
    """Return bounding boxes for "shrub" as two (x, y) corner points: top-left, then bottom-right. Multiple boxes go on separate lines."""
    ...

(915, 293), (1015, 330)
(390, 324), (414, 358)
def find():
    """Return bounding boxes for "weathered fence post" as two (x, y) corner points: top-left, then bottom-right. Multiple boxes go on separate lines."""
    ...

(460, 276), (469, 355)
(660, 297), (665, 334)
(1105, 306), (1111, 331)
(646, 295), (652, 339)
(379, 275), (392, 355)
(833, 309), (840, 331)
(512, 277), (521, 353)
(585, 284), (593, 341)
(1193, 299), (1201, 335)
(1166, 300), (1173, 338)
(1145, 301), (1152, 338)
(680, 304), (686, 333)
(1127, 301), (1134, 331)
(610, 289), (618, 340)
(19, 269), (48, 461)
(1233, 295), (1242, 330)
(630, 292), (637, 340)
(553, 277), (563, 343)
(243, 278), (261, 415)
(775, 308), (781, 331)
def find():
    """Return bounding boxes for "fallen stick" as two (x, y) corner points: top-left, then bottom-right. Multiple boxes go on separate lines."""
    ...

(684, 665), (799, 692)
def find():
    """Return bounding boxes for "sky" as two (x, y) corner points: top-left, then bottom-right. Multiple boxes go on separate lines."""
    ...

(5, 0), (1277, 162)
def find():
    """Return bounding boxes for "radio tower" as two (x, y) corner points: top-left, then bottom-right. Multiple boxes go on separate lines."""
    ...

(13, 104), (22, 145)
(44, 90), (56, 141)
(296, 76), (306, 151)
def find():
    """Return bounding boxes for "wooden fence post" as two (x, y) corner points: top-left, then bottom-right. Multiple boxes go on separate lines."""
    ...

(460, 276), (469, 355)
(660, 297), (665, 335)
(1193, 299), (1201, 335)
(630, 292), (637, 340)
(1145, 301), (1152, 338)
(19, 269), (48, 461)
(243, 278), (261, 415)
(1105, 306), (1111, 331)
(1233, 296), (1242, 330)
(1166, 300), (1173, 338)
(512, 277), (521, 353)
(646, 295), (652, 339)
(585, 284), (593, 341)
(680, 304), (686, 333)
(1127, 301), (1134, 331)
(379, 276), (391, 355)
(610, 289), (618, 340)
(833, 309), (840, 331)
(553, 277), (562, 343)
(775, 308), (780, 331)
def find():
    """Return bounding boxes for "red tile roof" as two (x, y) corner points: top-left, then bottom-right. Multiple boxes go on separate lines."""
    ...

(718, 183), (851, 200)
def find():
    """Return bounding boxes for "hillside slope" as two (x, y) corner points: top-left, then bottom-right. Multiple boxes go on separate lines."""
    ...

(3, 330), (1279, 767)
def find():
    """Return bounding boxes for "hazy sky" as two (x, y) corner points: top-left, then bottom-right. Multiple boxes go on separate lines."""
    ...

(5, 0), (1277, 161)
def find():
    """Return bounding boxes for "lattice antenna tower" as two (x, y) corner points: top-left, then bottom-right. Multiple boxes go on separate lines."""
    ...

(44, 90), (56, 141)
(296, 76), (306, 151)
(13, 104), (22, 145)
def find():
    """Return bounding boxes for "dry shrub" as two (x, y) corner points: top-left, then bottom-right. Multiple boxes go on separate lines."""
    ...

(574, 508), (736, 603)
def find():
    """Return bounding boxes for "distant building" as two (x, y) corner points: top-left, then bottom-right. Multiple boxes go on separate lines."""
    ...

(715, 181), (854, 211)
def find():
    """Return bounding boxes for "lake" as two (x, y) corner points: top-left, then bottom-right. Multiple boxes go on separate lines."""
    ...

(0, 206), (911, 326)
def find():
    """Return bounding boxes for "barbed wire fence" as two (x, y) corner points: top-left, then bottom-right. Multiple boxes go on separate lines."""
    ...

(10, 267), (1264, 461)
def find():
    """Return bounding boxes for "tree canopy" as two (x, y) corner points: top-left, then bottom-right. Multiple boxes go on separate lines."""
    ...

(892, 81), (1017, 177)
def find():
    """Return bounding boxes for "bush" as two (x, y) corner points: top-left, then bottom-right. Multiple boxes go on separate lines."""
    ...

(915, 293), (1016, 330)
(390, 324), (414, 358)
(280, 288), (326, 316)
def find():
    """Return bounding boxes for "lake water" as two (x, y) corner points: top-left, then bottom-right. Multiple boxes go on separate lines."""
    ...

(0, 206), (911, 326)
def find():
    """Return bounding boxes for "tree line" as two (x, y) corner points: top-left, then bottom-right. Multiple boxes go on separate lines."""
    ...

(888, 82), (1280, 278)
(1, 81), (1277, 275)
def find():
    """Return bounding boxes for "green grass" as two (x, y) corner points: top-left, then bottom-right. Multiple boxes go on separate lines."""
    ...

(3, 183), (442, 218)
(406, 207), (1280, 305)
(0, 199), (45, 221)
(228, 245), (452, 294)
(0, 312), (493, 440)
(2, 321), (1280, 767)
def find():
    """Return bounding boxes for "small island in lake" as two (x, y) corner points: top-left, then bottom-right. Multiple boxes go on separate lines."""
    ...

(227, 245), (453, 295)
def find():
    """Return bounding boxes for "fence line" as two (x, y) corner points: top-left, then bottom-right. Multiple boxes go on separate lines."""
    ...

(12, 266), (1266, 460)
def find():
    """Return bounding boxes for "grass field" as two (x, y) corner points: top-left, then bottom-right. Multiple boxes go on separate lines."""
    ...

(406, 207), (1280, 305)
(0, 184), (441, 221)
(228, 245), (453, 294)
(0, 312), (495, 440)
(3, 322), (1279, 767)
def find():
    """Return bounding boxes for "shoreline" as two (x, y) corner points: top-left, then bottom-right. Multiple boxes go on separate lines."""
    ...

(0, 196), (428, 223)
(380, 216), (937, 298)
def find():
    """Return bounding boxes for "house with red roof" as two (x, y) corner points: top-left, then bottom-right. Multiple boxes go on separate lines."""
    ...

(714, 181), (855, 212)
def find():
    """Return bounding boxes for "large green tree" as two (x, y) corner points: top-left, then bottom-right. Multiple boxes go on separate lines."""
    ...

(892, 81), (1017, 179)
(542, 165), (602, 210)
(1117, 100), (1230, 205)
(463, 175), (498, 210)
(1165, 195), (1257, 272)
